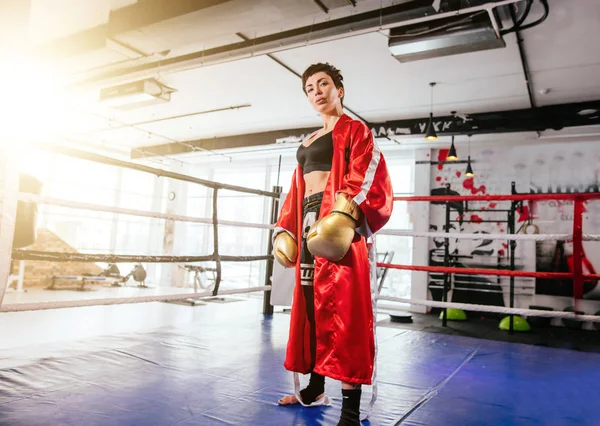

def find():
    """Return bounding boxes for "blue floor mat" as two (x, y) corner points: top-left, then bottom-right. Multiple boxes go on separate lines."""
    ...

(1, 303), (598, 426)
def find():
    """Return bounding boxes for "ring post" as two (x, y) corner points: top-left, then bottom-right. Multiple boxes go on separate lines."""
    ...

(498, 182), (530, 333)
(442, 184), (451, 327)
(572, 197), (584, 311)
(263, 186), (282, 315)
(211, 188), (222, 297)
(508, 198), (516, 333)
(0, 152), (20, 307)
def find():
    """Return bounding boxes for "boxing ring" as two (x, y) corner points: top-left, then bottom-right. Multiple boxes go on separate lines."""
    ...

(1, 145), (600, 425)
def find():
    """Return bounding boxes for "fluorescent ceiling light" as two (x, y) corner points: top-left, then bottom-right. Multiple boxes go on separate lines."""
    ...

(99, 78), (176, 110)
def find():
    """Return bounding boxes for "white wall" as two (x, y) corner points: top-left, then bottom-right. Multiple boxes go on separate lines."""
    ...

(413, 138), (600, 328)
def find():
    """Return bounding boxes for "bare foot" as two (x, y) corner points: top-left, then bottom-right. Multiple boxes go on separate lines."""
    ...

(278, 394), (299, 405)
(278, 393), (325, 406)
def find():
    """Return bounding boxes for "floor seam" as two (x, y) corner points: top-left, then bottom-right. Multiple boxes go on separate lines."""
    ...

(389, 345), (481, 425)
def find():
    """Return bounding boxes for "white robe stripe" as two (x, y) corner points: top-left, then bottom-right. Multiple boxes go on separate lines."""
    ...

(353, 141), (381, 206)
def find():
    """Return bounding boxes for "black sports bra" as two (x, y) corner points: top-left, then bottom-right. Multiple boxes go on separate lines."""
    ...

(296, 132), (334, 175)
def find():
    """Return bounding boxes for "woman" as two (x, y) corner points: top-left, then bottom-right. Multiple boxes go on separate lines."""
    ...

(273, 63), (394, 425)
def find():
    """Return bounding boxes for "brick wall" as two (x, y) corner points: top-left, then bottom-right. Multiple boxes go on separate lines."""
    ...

(10, 228), (103, 288)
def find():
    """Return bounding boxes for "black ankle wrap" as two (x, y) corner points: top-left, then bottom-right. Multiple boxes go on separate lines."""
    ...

(299, 372), (325, 404)
(336, 388), (362, 426)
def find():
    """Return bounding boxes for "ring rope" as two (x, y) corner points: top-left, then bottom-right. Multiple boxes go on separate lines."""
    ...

(17, 195), (600, 240)
(379, 229), (600, 242)
(36, 143), (280, 198)
(378, 263), (573, 280)
(4, 147), (283, 311)
(393, 193), (600, 202)
(377, 262), (587, 280)
(17, 192), (273, 230)
(426, 285), (532, 296)
(0, 285), (271, 313)
(11, 251), (272, 263)
(378, 295), (600, 323)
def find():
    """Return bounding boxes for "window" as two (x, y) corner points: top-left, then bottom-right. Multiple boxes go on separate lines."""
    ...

(42, 155), (119, 253)
(376, 152), (415, 300)
(16, 143), (416, 298)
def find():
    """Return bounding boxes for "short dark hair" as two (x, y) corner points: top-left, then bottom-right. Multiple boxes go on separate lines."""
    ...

(301, 62), (344, 105)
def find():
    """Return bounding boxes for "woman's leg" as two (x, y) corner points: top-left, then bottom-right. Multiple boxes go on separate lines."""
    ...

(278, 285), (325, 406)
(279, 193), (326, 406)
(337, 383), (362, 426)
(303, 285), (317, 367)
(298, 285), (325, 404)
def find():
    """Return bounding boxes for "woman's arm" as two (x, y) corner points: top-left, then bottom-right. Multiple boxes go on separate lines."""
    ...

(273, 170), (300, 267)
(337, 121), (394, 237)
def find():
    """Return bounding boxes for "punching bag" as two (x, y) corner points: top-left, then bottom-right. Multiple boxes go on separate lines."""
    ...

(12, 174), (43, 250)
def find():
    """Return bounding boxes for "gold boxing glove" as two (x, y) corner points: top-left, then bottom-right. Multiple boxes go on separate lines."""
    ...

(306, 193), (362, 261)
(273, 232), (297, 268)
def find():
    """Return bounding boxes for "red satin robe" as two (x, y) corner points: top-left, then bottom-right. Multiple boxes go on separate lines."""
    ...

(274, 114), (393, 385)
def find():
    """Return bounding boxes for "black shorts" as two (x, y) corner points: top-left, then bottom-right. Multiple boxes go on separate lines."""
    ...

(300, 192), (323, 286)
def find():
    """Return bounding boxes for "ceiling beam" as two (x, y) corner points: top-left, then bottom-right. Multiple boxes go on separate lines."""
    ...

(375, 100), (600, 137)
(72, 0), (438, 89)
(130, 100), (600, 159)
(31, 0), (231, 60)
(108, 0), (231, 34)
(312, 0), (329, 14)
(131, 127), (319, 159)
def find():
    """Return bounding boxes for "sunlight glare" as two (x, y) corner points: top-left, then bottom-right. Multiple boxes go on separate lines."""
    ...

(0, 54), (71, 146)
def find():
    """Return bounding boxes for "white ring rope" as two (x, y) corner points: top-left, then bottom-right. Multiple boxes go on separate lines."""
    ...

(18, 192), (273, 230)
(10, 193), (599, 317)
(0, 285), (271, 313)
(378, 296), (600, 323)
(17, 193), (600, 241)
(6, 287), (597, 321)
(379, 229), (600, 242)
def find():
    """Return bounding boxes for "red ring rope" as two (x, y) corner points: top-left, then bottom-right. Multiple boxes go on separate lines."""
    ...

(391, 193), (600, 310)
(393, 193), (600, 202)
(389, 192), (600, 313)
(376, 263), (575, 280)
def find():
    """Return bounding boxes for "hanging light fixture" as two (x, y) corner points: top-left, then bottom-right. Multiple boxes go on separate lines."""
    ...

(465, 135), (474, 177)
(446, 135), (458, 161)
(465, 157), (474, 177)
(425, 82), (437, 141)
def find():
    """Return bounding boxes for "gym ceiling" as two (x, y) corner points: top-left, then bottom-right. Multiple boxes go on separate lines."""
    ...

(11, 0), (600, 163)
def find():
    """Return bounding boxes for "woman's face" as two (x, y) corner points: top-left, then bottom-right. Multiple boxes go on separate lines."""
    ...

(304, 72), (343, 114)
